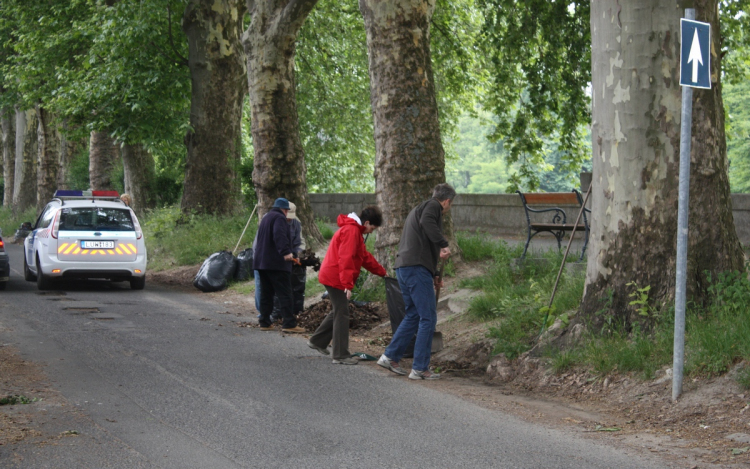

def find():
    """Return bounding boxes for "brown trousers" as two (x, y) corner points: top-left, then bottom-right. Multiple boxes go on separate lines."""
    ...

(308, 286), (350, 360)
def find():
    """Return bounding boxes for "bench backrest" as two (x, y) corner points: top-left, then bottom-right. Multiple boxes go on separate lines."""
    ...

(518, 192), (580, 206)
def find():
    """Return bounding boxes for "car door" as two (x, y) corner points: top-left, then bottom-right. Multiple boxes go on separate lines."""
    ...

(26, 205), (54, 269)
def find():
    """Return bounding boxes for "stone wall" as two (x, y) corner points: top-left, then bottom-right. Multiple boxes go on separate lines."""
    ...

(309, 193), (750, 245)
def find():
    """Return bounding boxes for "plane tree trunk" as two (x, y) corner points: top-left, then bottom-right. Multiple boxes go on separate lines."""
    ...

(180, 0), (247, 216)
(242, 0), (324, 247)
(1, 107), (14, 208)
(36, 106), (60, 211)
(359, 0), (456, 271)
(89, 131), (119, 191)
(580, 0), (743, 328)
(13, 108), (37, 213)
(122, 142), (156, 215)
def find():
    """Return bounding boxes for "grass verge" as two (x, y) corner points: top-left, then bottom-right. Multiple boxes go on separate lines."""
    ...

(142, 206), (258, 271)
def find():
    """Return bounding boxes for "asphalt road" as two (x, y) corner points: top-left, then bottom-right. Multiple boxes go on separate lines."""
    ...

(0, 243), (668, 468)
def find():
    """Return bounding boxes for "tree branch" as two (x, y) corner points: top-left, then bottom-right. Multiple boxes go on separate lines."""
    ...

(167, 5), (189, 67)
(149, 40), (189, 68)
(280, 0), (318, 30)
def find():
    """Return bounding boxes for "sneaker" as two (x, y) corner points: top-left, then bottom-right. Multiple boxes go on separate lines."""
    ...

(259, 326), (274, 331)
(307, 341), (330, 355)
(408, 369), (440, 380)
(281, 326), (306, 333)
(332, 357), (358, 365)
(377, 354), (407, 376)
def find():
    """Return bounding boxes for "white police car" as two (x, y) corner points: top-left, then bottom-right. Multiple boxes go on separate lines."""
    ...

(24, 190), (147, 290)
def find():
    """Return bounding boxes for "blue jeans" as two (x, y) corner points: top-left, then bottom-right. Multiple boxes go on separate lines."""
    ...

(385, 265), (437, 372)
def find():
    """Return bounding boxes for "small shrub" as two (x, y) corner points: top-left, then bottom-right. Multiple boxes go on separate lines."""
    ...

(316, 218), (335, 240)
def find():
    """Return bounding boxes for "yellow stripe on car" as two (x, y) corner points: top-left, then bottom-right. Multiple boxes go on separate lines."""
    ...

(115, 247), (122, 254)
(58, 243), (69, 253)
(127, 243), (137, 254)
(120, 244), (131, 255)
(73, 247), (81, 254)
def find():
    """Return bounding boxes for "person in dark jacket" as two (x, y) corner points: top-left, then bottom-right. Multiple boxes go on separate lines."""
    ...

(307, 206), (387, 365)
(253, 198), (305, 333)
(377, 183), (455, 379)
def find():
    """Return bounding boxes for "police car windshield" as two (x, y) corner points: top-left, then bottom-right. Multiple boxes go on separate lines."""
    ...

(59, 207), (135, 232)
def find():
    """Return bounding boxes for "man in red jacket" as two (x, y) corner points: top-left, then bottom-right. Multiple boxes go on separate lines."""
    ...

(308, 206), (387, 365)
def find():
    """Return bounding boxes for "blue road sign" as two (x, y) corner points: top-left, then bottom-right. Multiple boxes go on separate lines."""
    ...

(680, 19), (711, 89)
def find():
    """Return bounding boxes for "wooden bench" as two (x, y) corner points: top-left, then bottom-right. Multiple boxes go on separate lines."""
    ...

(516, 190), (590, 261)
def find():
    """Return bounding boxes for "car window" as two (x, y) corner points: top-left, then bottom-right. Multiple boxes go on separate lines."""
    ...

(37, 207), (55, 229)
(59, 207), (135, 232)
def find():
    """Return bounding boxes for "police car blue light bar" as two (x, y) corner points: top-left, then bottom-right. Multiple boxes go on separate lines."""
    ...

(54, 190), (120, 198)
(54, 190), (83, 197)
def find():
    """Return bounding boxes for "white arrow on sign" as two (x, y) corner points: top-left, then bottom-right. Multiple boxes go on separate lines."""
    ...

(687, 28), (703, 83)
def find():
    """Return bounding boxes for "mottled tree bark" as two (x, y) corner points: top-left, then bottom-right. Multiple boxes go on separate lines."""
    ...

(581, 0), (743, 327)
(36, 106), (60, 211)
(57, 121), (82, 190)
(89, 131), (119, 191)
(122, 142), (156, 215)
(1, 107), (14, 208)
(360, 0), (456, 270)
(13, 108), (37, 213)
(242, 0), (324, 247)
(181, 0), (247, 216)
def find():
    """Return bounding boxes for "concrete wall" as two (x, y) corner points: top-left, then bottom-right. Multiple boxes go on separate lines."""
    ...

(309, 193), (750, 245)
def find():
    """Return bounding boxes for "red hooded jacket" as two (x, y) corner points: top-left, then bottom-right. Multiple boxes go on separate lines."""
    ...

(318, 214), (386, 290)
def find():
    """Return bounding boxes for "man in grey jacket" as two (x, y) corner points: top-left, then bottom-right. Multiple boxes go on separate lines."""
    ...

(378, 183), (455, 380)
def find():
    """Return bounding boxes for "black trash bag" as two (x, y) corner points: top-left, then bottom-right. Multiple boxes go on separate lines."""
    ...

(14, 222), (33, 241)
(193, 251), (237, 292)
(271, 264), (307, 318)
(384, 276), (416, 358)
(234, 248), (254, 281)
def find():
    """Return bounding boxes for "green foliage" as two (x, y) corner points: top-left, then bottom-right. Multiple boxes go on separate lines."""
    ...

(142, 206), (257, 271)
(456, 231), (509, 261)
(305, 276), (326, 298)
(478, 0), (590, 191)
(721, 0), (750, 83)
(459, 238), (585, 358)
(626, 282), (652, 318)
(575, 323), (673, 379)
(546, 270), (750, 380)
(352, 271), (386, 303)
(0, 394), (39, 405)
(316, 219), (334, 240)
(725, 80), (750, 192)
(0, 207), (38, 236)
(296, 0), (488, 193)
(686, 271), (750, 376)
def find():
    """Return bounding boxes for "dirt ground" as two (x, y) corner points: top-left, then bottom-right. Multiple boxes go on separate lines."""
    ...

(3, 259), (749, 467)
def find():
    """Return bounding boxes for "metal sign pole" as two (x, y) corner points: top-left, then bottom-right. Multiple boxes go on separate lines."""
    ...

(673, 7), (696, 402)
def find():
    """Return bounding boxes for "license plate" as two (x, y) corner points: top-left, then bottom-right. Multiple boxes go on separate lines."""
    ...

(81, 240), (115, 249)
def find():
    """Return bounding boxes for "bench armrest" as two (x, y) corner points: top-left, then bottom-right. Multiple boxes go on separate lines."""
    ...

(523, 206), (567, 225)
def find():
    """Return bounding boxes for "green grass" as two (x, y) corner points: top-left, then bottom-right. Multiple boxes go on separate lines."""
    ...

(738, 365), (750, 390)
(316, 218), (334, 240)
(0, 207), (38, 238)
(305, 275), (326, 297)
(142, 206), (258, 271)
(457, 231), (513, 261)
(543, 270), (750, 381)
